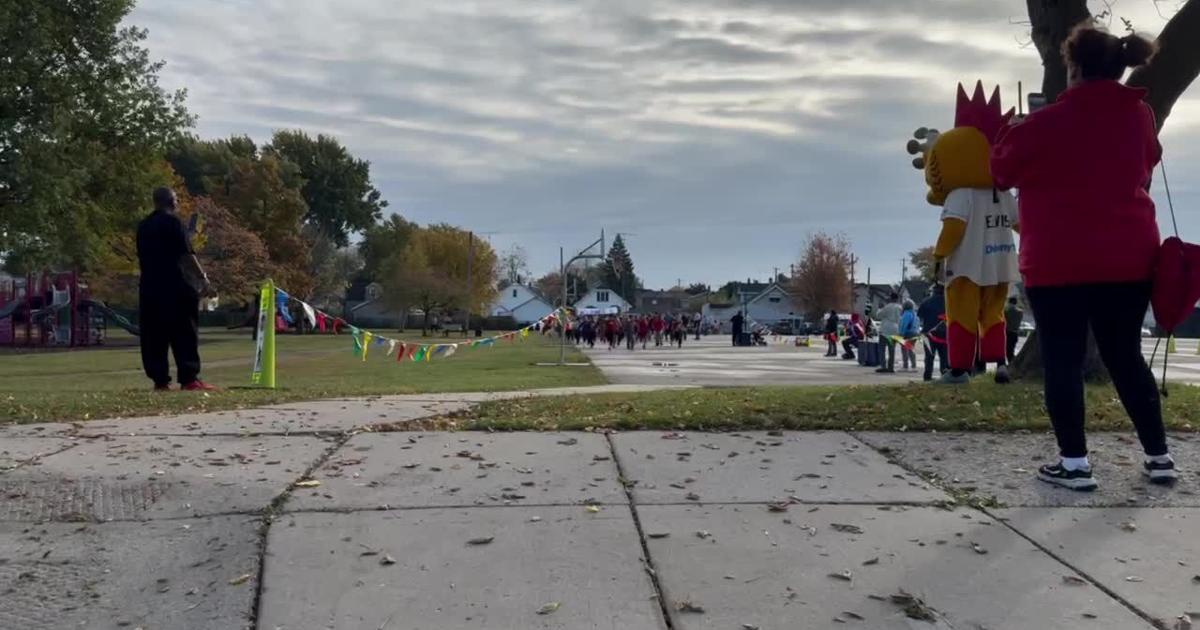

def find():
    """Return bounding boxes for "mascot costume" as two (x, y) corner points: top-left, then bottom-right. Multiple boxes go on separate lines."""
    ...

(906, 82), (1020, 383)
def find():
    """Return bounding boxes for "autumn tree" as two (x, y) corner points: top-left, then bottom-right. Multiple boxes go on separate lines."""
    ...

(534, 268), (589, 306)
(264, 130), (386, 246)
(211, 154), (312, 296)
(192, 198), (272, 304)
(382, 238), (459, 334)
(1012, 0), (1200, 380)
(0, 0), (192, 273)
(908, 246), (938, 283)
(790, 232), (853, 319)
(359, 215), (415, 281)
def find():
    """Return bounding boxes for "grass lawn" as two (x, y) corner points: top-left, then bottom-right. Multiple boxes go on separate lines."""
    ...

(0, 328), (604, 423)
(463, 380), (1200, 433)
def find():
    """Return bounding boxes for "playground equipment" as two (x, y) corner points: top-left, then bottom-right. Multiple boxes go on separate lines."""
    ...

(0, 271), (137, 347)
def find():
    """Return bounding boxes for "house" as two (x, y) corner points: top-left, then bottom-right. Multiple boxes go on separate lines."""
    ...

(490, 284), (554, 325)
(343, 279), (404, 328)
(853, 283), (893, 315)
(634, 289), (689, 313)
(898, 280), (931, 305)
(703, 282), (803, 331)
(573, 286), (631, 315)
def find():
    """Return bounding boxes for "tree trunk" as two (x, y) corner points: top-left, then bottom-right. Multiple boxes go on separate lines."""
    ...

(1014, 0), (1200, 381)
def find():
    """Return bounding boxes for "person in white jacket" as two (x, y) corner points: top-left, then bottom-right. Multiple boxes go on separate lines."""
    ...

(874, 292), (903, 373)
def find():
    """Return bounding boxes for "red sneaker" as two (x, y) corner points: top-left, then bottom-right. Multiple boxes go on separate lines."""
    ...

(181, 380), (219, 392)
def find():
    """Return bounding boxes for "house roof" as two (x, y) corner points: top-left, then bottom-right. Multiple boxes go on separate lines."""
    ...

(745, 282), (792, 305)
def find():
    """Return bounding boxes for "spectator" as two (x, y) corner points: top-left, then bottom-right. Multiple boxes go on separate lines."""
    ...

(919, 283), (949, 381)
(842, 313), (865, 360)
(136, 187), (216, 391)
(899, 299), (920, 370)
(824, 309), (840, 357)
(731, 311), (745, 346)
(874, 293), (902, 373)
(991, 23), (1174, 490)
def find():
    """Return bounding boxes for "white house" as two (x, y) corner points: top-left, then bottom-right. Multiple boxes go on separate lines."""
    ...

(490, 284), (554, 325)
(744, 282), (803, 328)
(573, 286), (631, 315)
(703, 282), (803, 332)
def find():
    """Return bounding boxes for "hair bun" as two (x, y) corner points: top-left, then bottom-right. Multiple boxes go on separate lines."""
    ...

(1119, 33), (1156, 68)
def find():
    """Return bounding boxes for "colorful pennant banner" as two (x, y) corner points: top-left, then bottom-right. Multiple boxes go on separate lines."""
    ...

(272, 286), (565, 367)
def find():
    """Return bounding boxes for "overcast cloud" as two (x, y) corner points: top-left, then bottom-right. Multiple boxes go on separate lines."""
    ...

(129, 0), (1200, 288)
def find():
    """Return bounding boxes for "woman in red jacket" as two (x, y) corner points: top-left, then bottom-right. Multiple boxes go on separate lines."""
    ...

(991, 24), (1175, 491)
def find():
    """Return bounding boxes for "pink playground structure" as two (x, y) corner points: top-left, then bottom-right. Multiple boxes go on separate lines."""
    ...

(0, 271), (138, 348)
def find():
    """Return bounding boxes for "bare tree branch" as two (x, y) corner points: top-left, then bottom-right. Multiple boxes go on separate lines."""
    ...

(1026, 0), (1093, 101)
(1127, 0), (1200, 129)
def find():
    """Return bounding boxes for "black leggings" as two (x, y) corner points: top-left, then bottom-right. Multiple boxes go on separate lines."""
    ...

(1026, 282), (1167, 458)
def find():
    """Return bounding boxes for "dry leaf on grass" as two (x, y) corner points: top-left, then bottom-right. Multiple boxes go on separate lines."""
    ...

(536, 602), (560, 615)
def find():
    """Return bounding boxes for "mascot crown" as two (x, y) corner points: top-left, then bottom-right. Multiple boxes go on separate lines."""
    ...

(954, 81), (1014, 144)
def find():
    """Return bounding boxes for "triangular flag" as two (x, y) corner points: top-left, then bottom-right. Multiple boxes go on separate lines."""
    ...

(386, 339), (397, 356)
(352, 332), (363, 357)
(412, 345), (428, 362)
(362, 331), (373, 361)
(520, 328), (530, 339)
(406, 344), (418, 361)
(300, 302), (317, 328)
(396, 343), (407, 362)
(442, 344), (458, 358)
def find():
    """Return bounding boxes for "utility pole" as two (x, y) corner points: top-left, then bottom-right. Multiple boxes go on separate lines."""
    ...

(900, 258), (907, 285)
(848, 254), (858, 312)
(556, 231), (606, 365)
(464, 231), (474, 337)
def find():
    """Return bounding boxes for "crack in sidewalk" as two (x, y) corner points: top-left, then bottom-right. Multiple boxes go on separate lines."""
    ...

(605, 432), (677, 630)
(846, 431), (1166, 630)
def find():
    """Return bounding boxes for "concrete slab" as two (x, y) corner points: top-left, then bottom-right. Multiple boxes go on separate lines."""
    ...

(0, 422), (78, 438)
(73, 398), (468, 437)
(612, 431), (948, 505)
(857, 431), (1200, 507)
(996, 507), (1200, 626)
(0, 435), (332, 521)
(0, 515), (260, 630)
(639, 504), (1152, 629)
(0, 438), (75, 472)
(287, 432), (624, 511)
(258, 507), (663, 630)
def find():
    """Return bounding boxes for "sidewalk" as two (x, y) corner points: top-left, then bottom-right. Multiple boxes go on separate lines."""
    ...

(1, 396), (1196, 629)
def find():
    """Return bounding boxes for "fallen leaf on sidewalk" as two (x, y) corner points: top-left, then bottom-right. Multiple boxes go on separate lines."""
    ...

(840, 611), (865, 621)
(831, 523), (863, 534)
(970, 542), (988, 555)
(295, 479), (321, 488)
(380, 554), (396, 565)
(890, 591), (936, 622)
(585, 505), (601, 513)
(228, 574), (253, 586)
(1062, 575), (1087, 586)
(696, 530), (711, 540)
(536, 602), (560, 615)
(1125, 576), (1145, 582)
(1176, 614), (1193, 630)
(862, 557), (879, 566)
(467, 537), (494, 546)
(685, 492), (701, 501)
(1119, 521), (1138, 532)
(647, 532), (670, 539)
(767, 502), (789, 513)
(556, 438), (578, 446)
(828, 570), (853, 582)
(675, 600), (705, 614)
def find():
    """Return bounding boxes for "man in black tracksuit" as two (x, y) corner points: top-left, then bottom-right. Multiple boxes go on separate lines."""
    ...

(918, 283), (949, 381)
(136, 187), (215, 391)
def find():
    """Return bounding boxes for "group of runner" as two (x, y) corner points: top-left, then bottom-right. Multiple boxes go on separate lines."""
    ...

(569, 313), (702, 350)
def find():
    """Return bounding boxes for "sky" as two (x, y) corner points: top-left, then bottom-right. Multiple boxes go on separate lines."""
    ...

(128, 0), (1200, 289)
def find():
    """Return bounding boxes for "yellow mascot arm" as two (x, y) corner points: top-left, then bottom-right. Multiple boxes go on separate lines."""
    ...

(934, 218), (967, 259)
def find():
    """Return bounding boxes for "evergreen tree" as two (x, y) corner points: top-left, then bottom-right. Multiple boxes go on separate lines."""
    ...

(602, 235), (639, 304)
